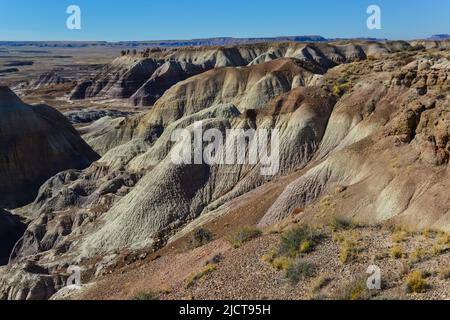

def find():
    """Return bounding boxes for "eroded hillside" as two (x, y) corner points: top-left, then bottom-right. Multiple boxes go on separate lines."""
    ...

(0, 40), (449, 300)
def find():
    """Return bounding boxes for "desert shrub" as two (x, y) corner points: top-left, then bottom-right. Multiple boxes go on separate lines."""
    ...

(406, 271), (428, 293)
(335, 277), (375, 300)
(438, 232), (450, 245)
(400, 262), (412, 277)
(206, 254), (224, 266)
(285, 259), (315, 284)
(391, 245), (404, 259)
(432, 244), (443, 256)
(186, 264), (217, 288)
(332, 83), (351, 97)
(422, 228), (439, 239)
(261, 250), (277, 264)
(330, 216), (356, 231)
(299, 240), (313, 254)
(277, 226), (318, 257)
(439, 268), (450, 280)
(190, 228), (214, 248)
(271, 257), (291, 271)
(392, 230), (408, 243)
(374, 252), (389, 261)
(410, 247), (426, 263)
(133, 291), (158, 300)
(310, 274), (332, 294)
(232, 227), (262, 248)
(339, 240), (359, 264)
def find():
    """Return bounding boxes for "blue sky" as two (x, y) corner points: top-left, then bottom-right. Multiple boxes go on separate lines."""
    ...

(0, 0), (448, 41)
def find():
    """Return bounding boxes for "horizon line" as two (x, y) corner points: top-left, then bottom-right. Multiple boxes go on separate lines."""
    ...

(0, 33), (448, 43)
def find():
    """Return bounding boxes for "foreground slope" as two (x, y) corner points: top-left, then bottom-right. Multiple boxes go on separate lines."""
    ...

(0, 41), (449, 300)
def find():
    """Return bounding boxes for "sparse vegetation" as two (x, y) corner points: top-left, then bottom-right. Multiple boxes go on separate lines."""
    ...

(263, 226), (320, 284)
(391, 244), (404, 259)
(299, 240), (313, 254)
(270, 256), (291, 271)
(332, 83), (350, 97)
(438, 232), (450, 245)
(189, 228), (214, 248)
(232, 227), (262, 248)
(310, 274), (332, 294)
(335, 277), (375, 300)
(133, 291), (158, 300)
(406, 271), (428, 293)
(392, 229), (408, 243)
(330, 216), (356, 231)
(432, 243), (443, 256)
(206, 253), (224, 265)
(277, 226), (318, 257)
(186, 264), (218, 288)
(285, 259), (314, 284)
(439, 268), (450, 280)
(338, 239), (359, 264)
(410, 247), (426, 263)
(421, 228), (438, 239)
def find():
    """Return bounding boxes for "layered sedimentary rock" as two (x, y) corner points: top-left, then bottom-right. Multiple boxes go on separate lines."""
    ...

(30, 71), (68, 89)
(0, 86), (100, 208)
(1, 42), (449, 300)
(70, 41), (403, 106)
(130, 61), (205, 106)
(259, 57), (450, 228)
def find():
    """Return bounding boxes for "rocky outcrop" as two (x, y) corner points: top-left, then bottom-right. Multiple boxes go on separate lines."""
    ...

(0, 86), (100, 208)
(0, 261), (65, 300)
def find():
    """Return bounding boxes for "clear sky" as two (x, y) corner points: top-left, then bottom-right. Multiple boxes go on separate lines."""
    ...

(0, 0), (449, 41)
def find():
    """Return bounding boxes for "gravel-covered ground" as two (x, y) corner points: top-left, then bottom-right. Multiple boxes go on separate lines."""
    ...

(75, 223), (450, 300)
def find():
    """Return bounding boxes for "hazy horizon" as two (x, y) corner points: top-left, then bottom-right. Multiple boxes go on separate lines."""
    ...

(0, 0), (449, 42)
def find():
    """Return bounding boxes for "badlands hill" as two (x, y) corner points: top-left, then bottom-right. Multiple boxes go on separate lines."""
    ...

(0, 40), (449, 300)
(0, 86), (99, 208)
(70, 41), (414, 106)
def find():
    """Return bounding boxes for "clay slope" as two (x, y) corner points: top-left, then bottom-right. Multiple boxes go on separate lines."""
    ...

(13, 50), (450, 261)
(82, 57), (323, 155)
(259, 56), (450, 231)
(0, 86), (100, 208)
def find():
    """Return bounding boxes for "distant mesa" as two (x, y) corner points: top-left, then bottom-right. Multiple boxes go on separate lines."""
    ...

(428, 34), (450, 40)
(0, 36), (328, 49)
(0, 35), (448, 50)
(0, 68), (19, 74)
(4, 61), (34, 67)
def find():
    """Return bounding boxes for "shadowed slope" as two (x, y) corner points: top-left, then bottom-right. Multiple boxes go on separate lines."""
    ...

(0, 86), (100, 208)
